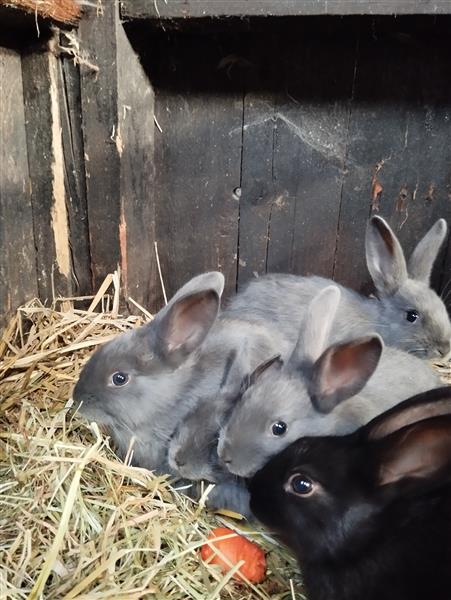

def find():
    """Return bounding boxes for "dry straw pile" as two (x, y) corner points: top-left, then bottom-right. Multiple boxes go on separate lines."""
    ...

(0, 274), (300, 600)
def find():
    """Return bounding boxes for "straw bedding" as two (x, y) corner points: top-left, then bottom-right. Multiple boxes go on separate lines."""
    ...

(1, 274), (449, 600)
(0, 274), (300, 600)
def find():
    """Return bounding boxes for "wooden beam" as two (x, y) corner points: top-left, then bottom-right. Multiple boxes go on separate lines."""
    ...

(58, 38), (93, 296)
(115, 5), (158, 312)
(22, 49), (74, 302)
(78, 2), (158, 309)
(121, 0), (451, 20)
(0, 0), (81, 24)
(78, 4), (122, 292)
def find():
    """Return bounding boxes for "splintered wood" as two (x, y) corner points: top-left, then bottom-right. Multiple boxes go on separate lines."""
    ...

(0, 0), (81, 24)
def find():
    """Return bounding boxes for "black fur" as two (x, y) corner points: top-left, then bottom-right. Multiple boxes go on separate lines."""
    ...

(249, 387), (451, 600)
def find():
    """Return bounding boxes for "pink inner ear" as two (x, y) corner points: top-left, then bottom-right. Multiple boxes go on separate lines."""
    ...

(378, 420), (451, 486)
(166, 292), (217, 352)
(319, 338), (380, 397)
(320, 354), (361, 396)
(369, 399), (451, 440)
(374, 218), (395, 257)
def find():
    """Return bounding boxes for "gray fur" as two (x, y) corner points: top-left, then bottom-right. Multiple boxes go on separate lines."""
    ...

(226, 217), (451, 359)
(73, 271), (290, 486)
(218, 286), (442, 478)
(167, 323), (290, 517)
(74, 272), (228, 472)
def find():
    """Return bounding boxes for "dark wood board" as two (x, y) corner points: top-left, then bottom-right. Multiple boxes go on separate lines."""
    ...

(122, 0), (451, 20)
(59, 45), (92, 296)
(333, 22), (451, 295)
(237, 89), (278, 286)
(268, 31), (357, 280)
(235, 32), (279, 286)
(138, 30), (243, 301)
(0, 46), (38, 326)
(21, 49), (73, 302)
(115, 9), (158, 312)
(78, 4), (122, 291)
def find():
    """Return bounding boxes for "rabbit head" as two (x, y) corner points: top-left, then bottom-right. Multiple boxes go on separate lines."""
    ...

(249, 386), (451, 599)
(218, 286), (384, 478)
(366, 216), (450, 359)
(73, 272), (224, 471)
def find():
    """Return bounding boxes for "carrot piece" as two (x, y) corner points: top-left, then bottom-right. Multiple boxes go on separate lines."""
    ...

(201, 527), (266, 584)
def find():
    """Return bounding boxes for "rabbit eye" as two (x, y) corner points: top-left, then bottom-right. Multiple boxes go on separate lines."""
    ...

(111, 372), (129, 386)
(287, 473), (314, 497)
(405, 309), (420, 323)
(272, 421), (287, 436)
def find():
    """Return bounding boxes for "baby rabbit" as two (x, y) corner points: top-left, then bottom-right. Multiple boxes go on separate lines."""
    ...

(73, 271), (227, 472)
(227, 216), (450, 359)
(73, 271), (290, 475)
(168, 345), (252, 483)
(218, 285), (442, 478)
(249, 386), (451, 600)
(167, 334), (286, 518)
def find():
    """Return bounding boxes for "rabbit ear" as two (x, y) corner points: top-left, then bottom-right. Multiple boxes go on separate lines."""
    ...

(408, 219), (447, 283)
(241, 354), (283, 393)
(219, 343), (251, 392)
(364, 387), (451, 494)
(366, 386), (451, 441)
(366, 216), (408, 296)
(289, 286), (341, 369)
(375, 416), (451, 491)
(309, 335), (383, 414)
(152, 272), (224, 366)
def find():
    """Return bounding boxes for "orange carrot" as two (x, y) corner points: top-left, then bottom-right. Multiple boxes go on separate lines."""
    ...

(201, 527), (266, 584)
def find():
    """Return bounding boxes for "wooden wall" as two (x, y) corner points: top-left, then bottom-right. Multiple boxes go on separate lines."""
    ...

(130, 15), (451, 301)
(1, 5), (451, 327)
(0, 3), (157, 329)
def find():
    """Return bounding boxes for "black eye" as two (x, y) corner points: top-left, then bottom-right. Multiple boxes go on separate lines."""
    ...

(406, 309), (420, 323)
(112, 372), (129, 386)
(272, 421), (287, 436)
(289, 474), (314, 496)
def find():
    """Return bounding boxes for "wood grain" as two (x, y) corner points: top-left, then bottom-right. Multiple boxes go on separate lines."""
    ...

(0, 46), (38, 326)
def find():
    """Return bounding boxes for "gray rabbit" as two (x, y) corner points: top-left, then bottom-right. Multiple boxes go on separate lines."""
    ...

(218, 285), (442, 478)
(227, 216), (450, 359)
(74, 271), (227, 472)
(73, 271), (290, 480)
(167, 327), (289, 517)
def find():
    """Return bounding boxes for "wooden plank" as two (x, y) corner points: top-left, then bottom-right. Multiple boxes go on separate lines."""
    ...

(58, 44), (92, 296)
(237, 90), (277, 285)
(0, 46), (38, 327)
(22, 49), (73, 301)
(237, 27), (357, 286)
(268, 31), (357, 279)
(146, 31), (242, 301)
(78, 4), (122, 291)
(236, 30), (279, 286)
(115, 9), (158, 312)
(122, 0), (451, 20)
(334, 22), (451, 295)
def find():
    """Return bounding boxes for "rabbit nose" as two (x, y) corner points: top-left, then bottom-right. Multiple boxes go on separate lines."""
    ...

(175, 456), (186, 468)
(438, 341), (451, 359)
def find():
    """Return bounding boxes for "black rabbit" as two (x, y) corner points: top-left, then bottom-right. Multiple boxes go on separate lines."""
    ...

(249, 386), (451, 600)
